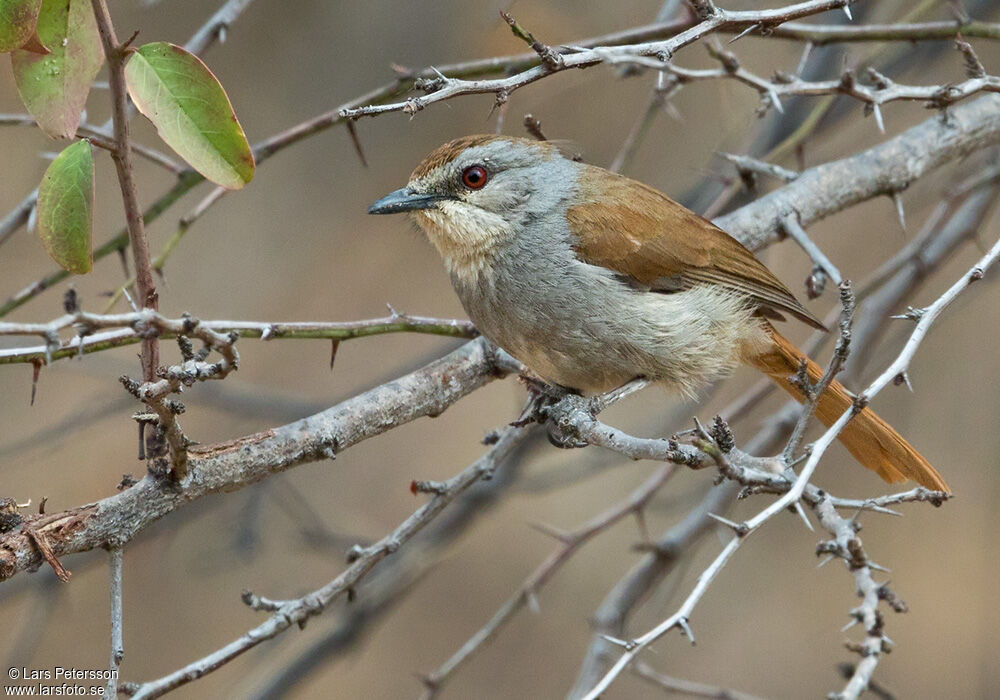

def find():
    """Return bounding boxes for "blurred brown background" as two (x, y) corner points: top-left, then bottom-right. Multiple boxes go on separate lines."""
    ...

(2, 1), (1000, 698)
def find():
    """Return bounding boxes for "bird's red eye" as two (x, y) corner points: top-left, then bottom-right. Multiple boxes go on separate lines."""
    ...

(461, 165), (488, 190)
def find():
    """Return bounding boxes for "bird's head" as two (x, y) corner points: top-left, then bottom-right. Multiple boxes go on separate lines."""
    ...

(368, 135), (577, 277)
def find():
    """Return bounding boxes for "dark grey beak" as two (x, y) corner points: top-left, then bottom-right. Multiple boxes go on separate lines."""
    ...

(367, 188), (447, 215)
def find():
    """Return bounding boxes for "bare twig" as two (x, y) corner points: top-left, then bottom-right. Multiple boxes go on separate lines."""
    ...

(632, 660), (767, 700)
(781, 213), (843, 303)
(719, 151), (799, 185)
(782, 281), (854, 467)
(105, 547), (123, 700)
(813, 495), (904, 700)
(603, 51), (1000, 121)
(766, 19), (1000, 44)
(116, 316), (240, 478)
(500, 11), (563, 71)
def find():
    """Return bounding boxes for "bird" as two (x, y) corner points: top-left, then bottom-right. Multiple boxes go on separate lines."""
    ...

(368, 134), (948, 491)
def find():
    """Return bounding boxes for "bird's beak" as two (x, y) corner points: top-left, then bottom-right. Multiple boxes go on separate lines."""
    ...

(367, 188), (448, 215)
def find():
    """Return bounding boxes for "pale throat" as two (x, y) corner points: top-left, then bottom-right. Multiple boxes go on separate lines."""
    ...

(413, 201), (511, 283)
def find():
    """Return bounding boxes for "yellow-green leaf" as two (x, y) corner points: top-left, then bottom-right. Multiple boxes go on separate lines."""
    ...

(37, 139), (93, 274)
(125, 42), (255, 189)
(0, 0), (42, 53)
(10, 0), (102, 139)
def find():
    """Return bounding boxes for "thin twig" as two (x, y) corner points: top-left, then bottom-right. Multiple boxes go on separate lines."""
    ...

(0, 311), (477, 365)
(105, 547), (124, 700)
(631, 660), (767, 700)
(767, 19), (1000, 44)
(781, 280), (854, 465)
(0, 115), (184, 174)
(89, 0), (159, 390)
(814, 496), (904, 700)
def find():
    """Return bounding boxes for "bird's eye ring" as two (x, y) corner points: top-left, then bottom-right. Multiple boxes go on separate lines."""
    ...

(461, 165), (488, 190)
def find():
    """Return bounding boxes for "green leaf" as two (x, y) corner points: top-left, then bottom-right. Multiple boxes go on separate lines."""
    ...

(0, 0), (42, 53)
(125, 42), (255, 189)
(37, 139), (93, 274)
(10, 0), (103, 139)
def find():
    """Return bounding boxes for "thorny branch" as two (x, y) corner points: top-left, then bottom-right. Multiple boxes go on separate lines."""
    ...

(814, 497), (904, 700)
(715, 95), (1000, 252)
(0, 309), (476, 366)
(119, 425), (532, 700)
(603, 41), (1000, 126)
(0, 337), (509, 582)
(782, 280), (854, 465)
(340, 1), (857, 119)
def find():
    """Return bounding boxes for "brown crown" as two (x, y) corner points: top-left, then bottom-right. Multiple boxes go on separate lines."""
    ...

(409, 134), (554, 180)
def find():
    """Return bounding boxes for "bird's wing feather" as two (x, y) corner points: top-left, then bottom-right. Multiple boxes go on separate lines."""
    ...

(566, 165), (826, 331)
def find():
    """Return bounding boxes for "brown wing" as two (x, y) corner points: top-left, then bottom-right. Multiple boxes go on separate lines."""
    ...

(567, 165), (826, 330)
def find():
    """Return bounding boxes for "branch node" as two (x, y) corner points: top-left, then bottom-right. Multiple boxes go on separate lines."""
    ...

(677, 616), (696, 645)
(345, 544), (366, 563)
(954, 35), (985, 79)
(686, 0), (718, 21)
(409, 479), (448, 496)
(500, 11), (563, 71)
(706, 512), (748, 537)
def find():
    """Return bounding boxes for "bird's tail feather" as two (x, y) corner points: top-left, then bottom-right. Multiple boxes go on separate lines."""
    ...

(747, 326), (948, 491)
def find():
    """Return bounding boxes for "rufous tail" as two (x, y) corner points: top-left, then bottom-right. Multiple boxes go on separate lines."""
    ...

(747, 325), (949, 491)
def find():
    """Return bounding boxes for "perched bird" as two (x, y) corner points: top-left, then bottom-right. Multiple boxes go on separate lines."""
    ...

(368, 135), (947, 491)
